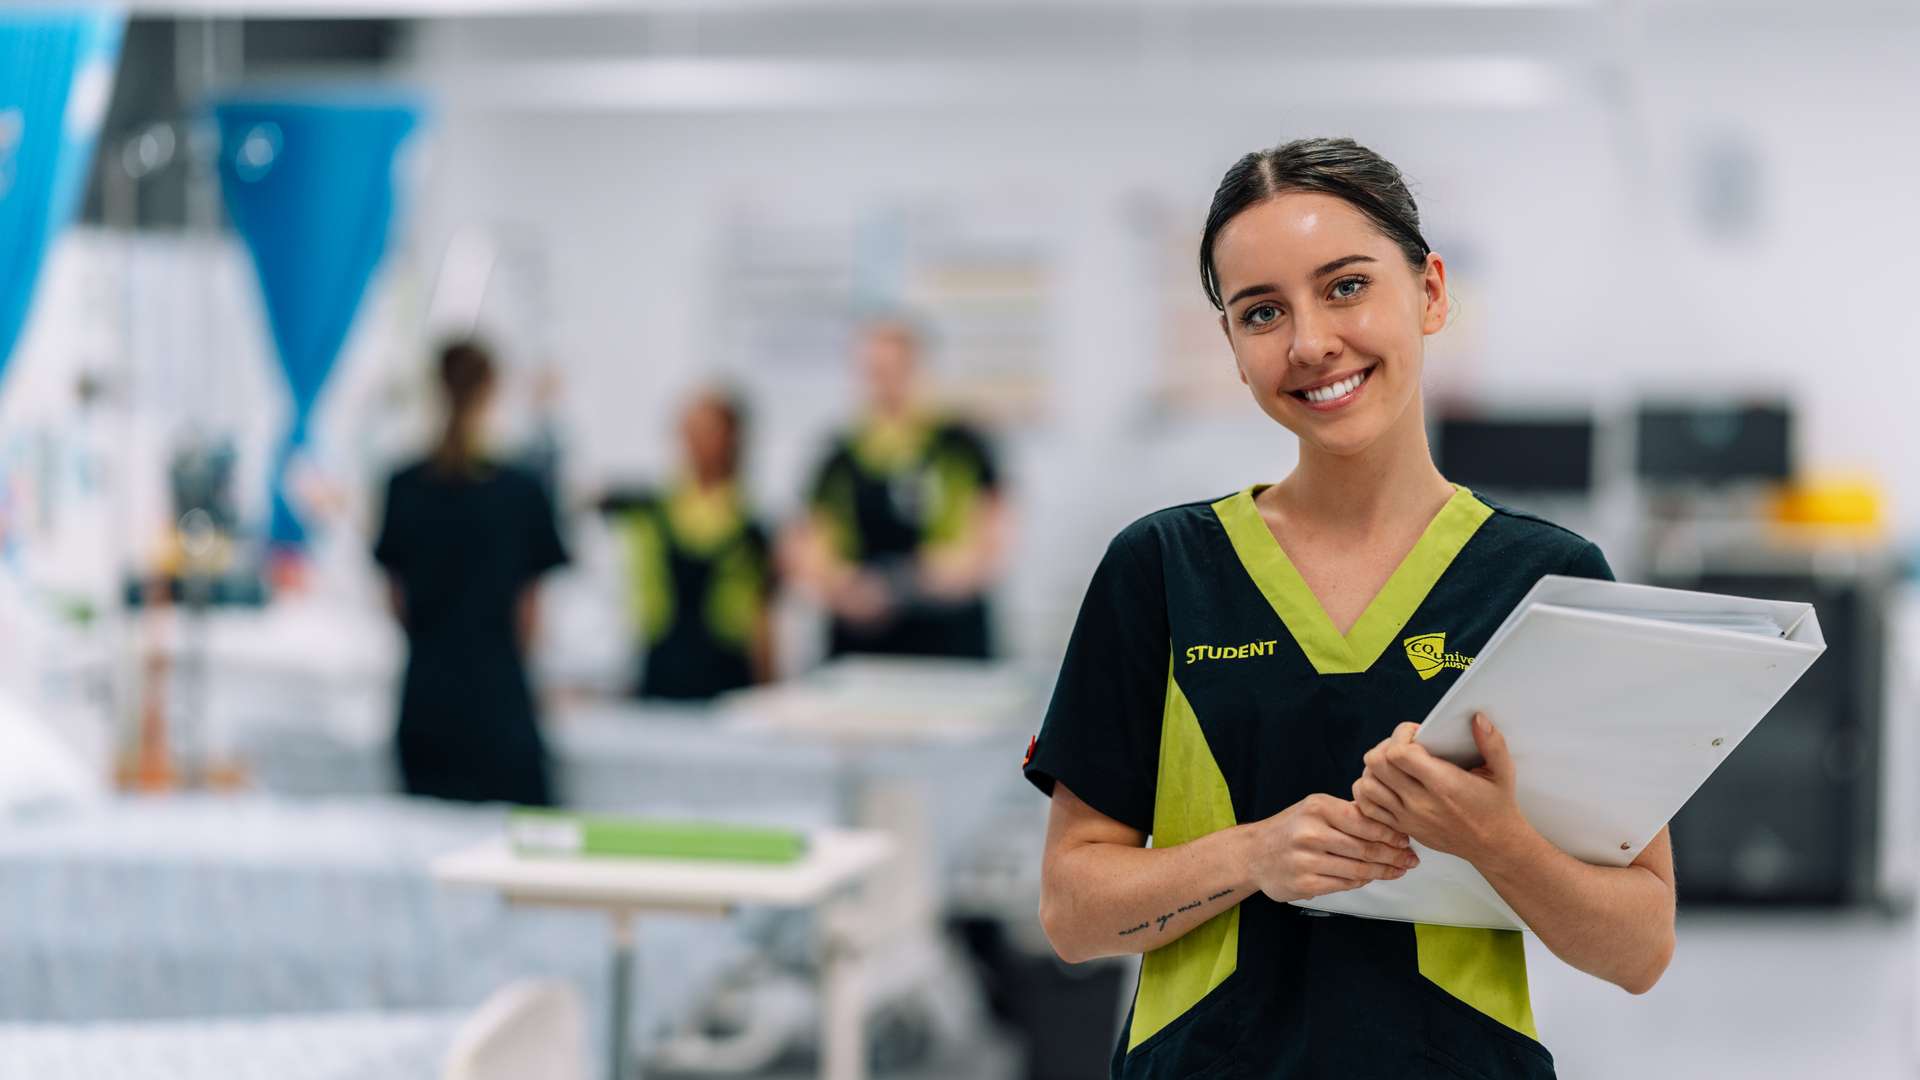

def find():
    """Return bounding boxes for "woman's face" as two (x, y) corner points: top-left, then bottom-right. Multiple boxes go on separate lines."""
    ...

(858, 326), (919, 416)
(458, 379), (496, 429)
(681, 398), (735, 482)
(1211, 191), (1447, 459)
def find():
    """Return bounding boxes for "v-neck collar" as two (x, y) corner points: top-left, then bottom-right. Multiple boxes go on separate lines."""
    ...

(665, 481), (746, 555)
(1211, 483), (1492, 675)
(852, 412), (935, 475)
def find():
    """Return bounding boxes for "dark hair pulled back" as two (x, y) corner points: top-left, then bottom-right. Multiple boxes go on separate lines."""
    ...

(432, 339), (497, 473)
(1199, 137), (1431, 311)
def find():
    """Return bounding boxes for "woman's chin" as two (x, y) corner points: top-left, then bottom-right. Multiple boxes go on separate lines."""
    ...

(1292, 417), (1396, 459)
(1306, 436), (1377, 459)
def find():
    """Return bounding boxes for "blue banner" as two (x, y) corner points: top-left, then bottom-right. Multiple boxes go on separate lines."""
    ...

(214, 94), (421, 548)
(0, 10), (124, 387)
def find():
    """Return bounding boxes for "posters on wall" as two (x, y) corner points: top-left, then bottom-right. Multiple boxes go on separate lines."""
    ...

(712, 196), (1056, 425)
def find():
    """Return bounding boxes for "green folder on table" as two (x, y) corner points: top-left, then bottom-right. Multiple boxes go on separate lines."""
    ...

(509, 811), (809, 864)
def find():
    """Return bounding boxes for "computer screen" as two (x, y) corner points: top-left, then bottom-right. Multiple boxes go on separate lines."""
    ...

(1435, 414), (1596, 495)
(1634, 401), (1792, 485)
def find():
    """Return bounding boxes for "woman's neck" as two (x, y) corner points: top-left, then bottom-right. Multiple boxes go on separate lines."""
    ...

(1269, 397), (1452, 535)
(434, 416), (483, 471)
(686, 471), (734, 495)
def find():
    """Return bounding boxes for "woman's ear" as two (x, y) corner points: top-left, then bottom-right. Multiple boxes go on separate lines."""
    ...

(1420, 253), (1449, 336)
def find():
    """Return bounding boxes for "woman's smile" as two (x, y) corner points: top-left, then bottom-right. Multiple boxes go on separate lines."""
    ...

(1289, 361), (1379, 413)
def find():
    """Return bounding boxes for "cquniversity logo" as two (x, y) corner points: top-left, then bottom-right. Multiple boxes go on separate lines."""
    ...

(1404, 632), (1474, 681)
(0, 107), (22, 201)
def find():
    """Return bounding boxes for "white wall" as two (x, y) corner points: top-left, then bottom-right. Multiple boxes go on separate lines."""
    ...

(391, 5), (1920, 661)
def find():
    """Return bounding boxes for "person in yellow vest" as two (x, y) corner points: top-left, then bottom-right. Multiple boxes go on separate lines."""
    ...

(787, 318), (1009, 660)
(599, 389), (775, 701)
(1024, 138), (1675, 1079)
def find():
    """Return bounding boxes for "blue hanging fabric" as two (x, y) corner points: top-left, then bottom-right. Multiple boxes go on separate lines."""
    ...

(213, 94), (421, 548)
(0, 9), (124, 388)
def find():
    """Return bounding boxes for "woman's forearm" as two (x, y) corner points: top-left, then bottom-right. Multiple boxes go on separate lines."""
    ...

(750, 611), (777, 684)
(1040, 825), (1253, 963)
(917, 499), (1009, 599)
(781, 519), (853, 598)
(1474, 825), (1675, 993)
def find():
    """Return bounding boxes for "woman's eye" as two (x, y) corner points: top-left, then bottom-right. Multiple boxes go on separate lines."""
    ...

(1242, 304), (1279, 327)
(1331, 276), (1369, 300)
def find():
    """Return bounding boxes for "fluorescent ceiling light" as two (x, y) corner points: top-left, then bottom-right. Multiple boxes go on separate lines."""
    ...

(429, 55), (1572, 111)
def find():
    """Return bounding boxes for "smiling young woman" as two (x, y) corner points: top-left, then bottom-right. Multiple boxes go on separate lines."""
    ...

(1023, 138), (1675, 1079)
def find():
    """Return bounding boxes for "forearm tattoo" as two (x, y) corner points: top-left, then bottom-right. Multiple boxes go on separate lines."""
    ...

(1119, 888), (1238, 938)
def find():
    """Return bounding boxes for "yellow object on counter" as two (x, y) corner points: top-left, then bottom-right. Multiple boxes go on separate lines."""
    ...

(1768, 474), (1886, 534)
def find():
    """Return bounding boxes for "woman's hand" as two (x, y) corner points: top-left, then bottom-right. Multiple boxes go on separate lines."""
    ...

(827, 570), (894, 625)
(1243, 793), (1419, 904)
(1356, 715), (1678, 993)
(1352, 714), (1531, 866)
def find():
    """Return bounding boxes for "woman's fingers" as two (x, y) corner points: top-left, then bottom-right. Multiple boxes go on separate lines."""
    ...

(1298, 874), (1369, 897)
(1363, 724), (1423, 769)
(1369, 752), (1429, 801)
(1387, 739), (1466, 791)
(1350, 776), (1410, 833)
(1322, 828), (1419, 870)
(1310, 852), (1408, 882)
(1325, 798), (1409, 847)
(1353, 773), (1406, 812)
(1352, 796), (1399, 830)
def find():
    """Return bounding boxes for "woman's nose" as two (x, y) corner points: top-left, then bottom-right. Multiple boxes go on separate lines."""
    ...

(1287, 307), (1341, 368)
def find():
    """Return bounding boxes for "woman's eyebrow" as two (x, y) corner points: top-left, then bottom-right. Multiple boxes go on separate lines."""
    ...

(1225, 283), (1277, 307)
(1312, 254), (1376, 278)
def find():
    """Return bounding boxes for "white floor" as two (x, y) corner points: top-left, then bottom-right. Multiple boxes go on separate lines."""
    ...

(1528, 910), (1918, 1080)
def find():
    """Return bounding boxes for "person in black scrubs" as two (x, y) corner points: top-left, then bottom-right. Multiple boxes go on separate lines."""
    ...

(598, 389), (776, 701)
(787, 318), (1008, 660)
(1025, 139), (1677, 1079)
(374, 340), (569, 805)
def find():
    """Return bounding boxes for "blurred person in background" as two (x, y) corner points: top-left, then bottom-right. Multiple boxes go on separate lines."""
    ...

(1025, 138), (1674, 1079)
(374, 340), (570, 805)
(598, 388), (776, 701)
(785, 318), (1009, 660)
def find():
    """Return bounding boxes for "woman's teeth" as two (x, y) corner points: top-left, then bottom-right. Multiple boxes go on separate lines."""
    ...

(1301, 368), (1370, 403)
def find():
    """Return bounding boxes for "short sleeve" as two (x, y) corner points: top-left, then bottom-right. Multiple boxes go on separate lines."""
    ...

(945, 424), (1000, 492)
(807, 444), (854, 511)
(1562, 539), (1615, 582)
(1023, 525), (1169, 834)
(522, 474), (570, 579)
(371, 473), (408, 571)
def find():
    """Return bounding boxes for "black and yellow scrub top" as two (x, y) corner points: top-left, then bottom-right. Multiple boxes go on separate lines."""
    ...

(807, 414), (1000, 659)
(1024, 484), (1613, 1080)
(601, 484), (773, 701)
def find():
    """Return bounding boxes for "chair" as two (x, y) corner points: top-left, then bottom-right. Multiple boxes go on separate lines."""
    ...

(442, 979), (587, 1080)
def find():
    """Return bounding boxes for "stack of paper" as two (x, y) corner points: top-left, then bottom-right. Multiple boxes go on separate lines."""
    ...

(1293, 575), (1826, 931)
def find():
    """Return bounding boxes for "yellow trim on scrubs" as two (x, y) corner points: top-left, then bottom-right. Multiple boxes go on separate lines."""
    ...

(1415, 923), (1540, 1040)
(1210, 484), (1493, 675)
(1129, 657), (1241, 1050)
(665, 481), (746, 555)
(851, 413), (935, 474)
